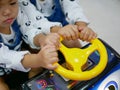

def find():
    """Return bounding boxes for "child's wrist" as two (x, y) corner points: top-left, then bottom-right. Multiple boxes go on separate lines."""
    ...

(50, 26), (62, 33)
(33, 33), (46, 47)
(75, 21), (87, 28)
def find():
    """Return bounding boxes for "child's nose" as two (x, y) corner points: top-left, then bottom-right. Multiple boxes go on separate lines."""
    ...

(3, 8), (11, 16)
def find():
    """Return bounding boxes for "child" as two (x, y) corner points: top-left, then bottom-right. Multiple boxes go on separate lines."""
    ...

(16, 0), (97, 79)
(18, 0), (97, 49)
(0, 0), (60, 90)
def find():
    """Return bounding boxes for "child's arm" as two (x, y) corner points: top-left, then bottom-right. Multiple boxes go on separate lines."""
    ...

(50, 22), (97, 42)
(0, 43), (30, 72)
(17, 0), (62, 49)
(61, 0), (89, 25)
(0, 43), (58, 71)
(33, 33), (60, 49)
(61, 0), (97, 41)
(21, 44), (58, 70)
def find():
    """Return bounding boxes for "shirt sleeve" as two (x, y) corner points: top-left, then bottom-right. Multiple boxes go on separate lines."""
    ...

(61, 0), (89, 24)
(17, 0), (62, 49)
(0, 43), (30, 72)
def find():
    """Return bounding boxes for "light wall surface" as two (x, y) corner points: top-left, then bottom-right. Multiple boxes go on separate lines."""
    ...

(78, 0), (120, 53)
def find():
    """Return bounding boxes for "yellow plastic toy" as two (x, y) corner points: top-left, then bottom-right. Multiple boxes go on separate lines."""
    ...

(54, 38), (108, 80)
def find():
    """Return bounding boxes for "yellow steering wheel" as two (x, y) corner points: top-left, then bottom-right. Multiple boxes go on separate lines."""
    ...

(54, 38), (108, 80)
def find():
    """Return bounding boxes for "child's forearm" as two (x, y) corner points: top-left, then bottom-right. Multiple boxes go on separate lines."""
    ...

(33, 33), (46, 47)
(50, 22), (88, 33)
(50, 26), (61, 33)
(33, 26), (61, 47)
(21, 53), (39, 69)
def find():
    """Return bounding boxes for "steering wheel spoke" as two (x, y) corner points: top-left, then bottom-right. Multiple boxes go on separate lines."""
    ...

(83, 43), (97, 56)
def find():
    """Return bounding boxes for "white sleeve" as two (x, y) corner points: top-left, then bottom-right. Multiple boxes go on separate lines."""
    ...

(0, 43), (30, 72)
(17, 0), (62, 49)
(61, 0), (89, 24)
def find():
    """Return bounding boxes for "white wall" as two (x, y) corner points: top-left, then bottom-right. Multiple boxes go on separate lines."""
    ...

(78, 0), (120, 53)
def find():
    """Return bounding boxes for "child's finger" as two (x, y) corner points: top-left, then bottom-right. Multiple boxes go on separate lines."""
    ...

(47, 64), (58, 70)
(71, 25), (79, 39)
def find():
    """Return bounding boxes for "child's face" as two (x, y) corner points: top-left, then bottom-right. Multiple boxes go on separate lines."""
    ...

(0, 0), (19, 28)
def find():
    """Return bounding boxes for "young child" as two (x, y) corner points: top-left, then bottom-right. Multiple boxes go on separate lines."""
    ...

(17, 0), (97, 49)
(0, 0), (60, 90)
(16, 0), (97, 79)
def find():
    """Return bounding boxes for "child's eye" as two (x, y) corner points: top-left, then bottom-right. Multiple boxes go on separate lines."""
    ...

(10, 1), (18, 5)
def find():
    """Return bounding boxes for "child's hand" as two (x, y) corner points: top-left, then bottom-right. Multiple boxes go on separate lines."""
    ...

(57, 25), (79, 40)
(78, 26), (97, 42)
(37, 44), (59, 70)
(40, 33), (60, 49)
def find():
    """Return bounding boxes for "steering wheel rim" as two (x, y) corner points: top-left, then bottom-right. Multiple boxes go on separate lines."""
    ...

(54, 38), (108, 80)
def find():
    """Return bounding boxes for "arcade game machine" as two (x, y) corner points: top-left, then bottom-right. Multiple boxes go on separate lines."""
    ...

(21, 38), (120, 90)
